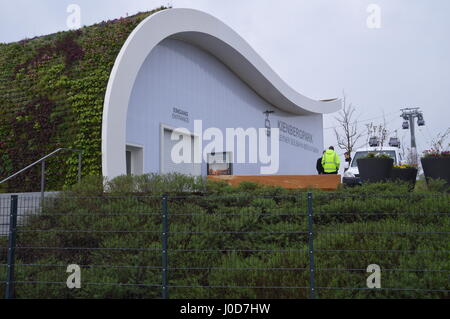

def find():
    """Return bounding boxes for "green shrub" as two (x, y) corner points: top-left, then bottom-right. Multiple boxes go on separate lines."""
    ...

(0, 177), (448, 298)
(0, 7), (169, 193)
(340, 181), (411, 194)
(425, 179), (449, 193)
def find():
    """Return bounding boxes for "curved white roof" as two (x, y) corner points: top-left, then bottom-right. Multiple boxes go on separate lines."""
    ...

(102, 8), (341, 178)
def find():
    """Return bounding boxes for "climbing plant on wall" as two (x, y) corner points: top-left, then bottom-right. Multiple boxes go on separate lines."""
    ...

(0, 7), (168, 193)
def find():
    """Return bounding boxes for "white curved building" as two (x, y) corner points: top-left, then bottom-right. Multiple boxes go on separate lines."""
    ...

(102, 8), (341, 178)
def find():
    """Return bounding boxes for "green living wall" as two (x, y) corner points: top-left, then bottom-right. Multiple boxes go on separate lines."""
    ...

(0, 7), (168, 193)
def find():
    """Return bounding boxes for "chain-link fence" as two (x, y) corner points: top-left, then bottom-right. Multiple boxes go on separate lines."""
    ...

(0, 192), (449, 299)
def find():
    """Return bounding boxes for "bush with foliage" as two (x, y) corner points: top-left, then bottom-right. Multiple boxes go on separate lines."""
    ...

(393, 164), (418, 169)
(0, 7), (169, 193)
(364, 152), (392, 159)
(0, 175), (448, 299)
(422, 150), (450, 158)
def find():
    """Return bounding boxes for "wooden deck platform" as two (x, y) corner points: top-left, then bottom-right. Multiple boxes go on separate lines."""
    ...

(208, 175), (342, 191)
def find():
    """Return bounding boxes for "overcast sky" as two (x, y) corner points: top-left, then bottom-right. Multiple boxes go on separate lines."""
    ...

(1, 0), (449, 156)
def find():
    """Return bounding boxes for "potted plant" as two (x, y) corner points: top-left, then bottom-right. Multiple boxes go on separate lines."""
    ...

(390, 164), (418, 190)
(420, 129), (450, 186)
(357, 152), (394, 183)
(421, 150), (450, 185)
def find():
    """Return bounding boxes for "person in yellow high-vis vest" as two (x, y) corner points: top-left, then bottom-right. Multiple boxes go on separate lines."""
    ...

(321, 146), (340, 174)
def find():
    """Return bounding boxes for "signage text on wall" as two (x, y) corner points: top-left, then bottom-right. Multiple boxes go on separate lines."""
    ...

(277, 120), (318, 154)
(172, 107), (189, 123)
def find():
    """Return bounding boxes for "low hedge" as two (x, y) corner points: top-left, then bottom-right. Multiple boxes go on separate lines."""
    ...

(0, 175), (448, 298)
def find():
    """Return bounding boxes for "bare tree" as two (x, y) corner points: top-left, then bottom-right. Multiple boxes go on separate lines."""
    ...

(430, 127), (450, 153)
(333, 94), (363, 155)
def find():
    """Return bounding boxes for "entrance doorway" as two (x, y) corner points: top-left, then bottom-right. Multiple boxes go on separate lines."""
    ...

(125, 144), (144, 176)
(160, 125), (201, 176)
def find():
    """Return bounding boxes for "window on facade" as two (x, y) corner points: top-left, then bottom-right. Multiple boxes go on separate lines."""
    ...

(126, 145), (144, 175)
(126, 151), (132, 176)
(161, 128), (201, 176)
(207, 152), (233, 176)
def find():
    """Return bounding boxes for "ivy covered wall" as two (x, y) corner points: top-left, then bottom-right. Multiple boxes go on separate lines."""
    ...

(0, 7), (168, 193)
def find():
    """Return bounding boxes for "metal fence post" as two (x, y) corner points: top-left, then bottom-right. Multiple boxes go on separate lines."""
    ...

(77, 152), (82, 183)
(161, 195), (169, 299)
(307, 192), (316, 299)
(5, 195), (18, 299)
(40, 160), (45, 206)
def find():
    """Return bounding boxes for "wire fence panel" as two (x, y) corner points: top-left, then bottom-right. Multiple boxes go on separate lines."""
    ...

(0, 196), (11, 296)
(1, 195), (163, 299)
(164, 194), (309, 299)
(312, 193), (450, 299)
(0, 192), (448, 299)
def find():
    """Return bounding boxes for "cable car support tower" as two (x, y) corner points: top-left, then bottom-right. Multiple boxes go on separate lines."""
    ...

(401, 107), (425, 164)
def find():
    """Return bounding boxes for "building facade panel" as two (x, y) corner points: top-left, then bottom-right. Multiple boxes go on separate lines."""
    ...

(126, 39), (323, 176)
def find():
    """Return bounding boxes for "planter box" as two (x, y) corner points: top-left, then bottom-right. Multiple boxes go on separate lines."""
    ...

(421, 157), (450, 185)
(208, 175), (342, 191)
(390, 167), (418, 190)
(357, 158), (394, 183)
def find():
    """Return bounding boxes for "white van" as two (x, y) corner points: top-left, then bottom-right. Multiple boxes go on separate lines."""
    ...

(345, 146), (404, 178)
(344, 136), (405, 179)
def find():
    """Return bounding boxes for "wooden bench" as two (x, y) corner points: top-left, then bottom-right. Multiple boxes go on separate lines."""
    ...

(208, 175), (342, 191)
